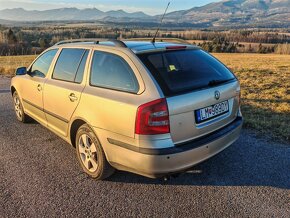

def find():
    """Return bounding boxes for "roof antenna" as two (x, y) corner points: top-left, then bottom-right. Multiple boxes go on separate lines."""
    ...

(152, 2), (170, 43)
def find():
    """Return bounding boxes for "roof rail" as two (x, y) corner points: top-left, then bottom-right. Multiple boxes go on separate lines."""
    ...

(124, 38), (191, 45)
(54, 38), (127, 48)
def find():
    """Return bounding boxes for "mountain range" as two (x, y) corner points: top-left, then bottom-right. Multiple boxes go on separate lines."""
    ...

(163, 0), (290, 27)
(0, 7), (151, 21)
(0, 0), (289, 28)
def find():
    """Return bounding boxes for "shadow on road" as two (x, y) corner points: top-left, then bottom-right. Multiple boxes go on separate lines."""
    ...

(0, 89), (10, 93)
(107, 132), (290, 189)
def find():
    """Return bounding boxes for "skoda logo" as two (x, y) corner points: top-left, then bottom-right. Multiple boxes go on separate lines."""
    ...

(214, 91), (220, 100)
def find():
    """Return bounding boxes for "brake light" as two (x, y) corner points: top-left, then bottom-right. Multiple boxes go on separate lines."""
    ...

(135, 98), (170, 135)
(166, 46), (187, 50)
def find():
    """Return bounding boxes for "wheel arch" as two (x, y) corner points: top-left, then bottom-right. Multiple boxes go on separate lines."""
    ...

(11, 86), (16, 96)
(69, 118), (87, 148)
(69, 118), (110, 161)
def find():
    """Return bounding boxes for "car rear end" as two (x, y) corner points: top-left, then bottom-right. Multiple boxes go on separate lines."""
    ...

(127, 44), (243, 177)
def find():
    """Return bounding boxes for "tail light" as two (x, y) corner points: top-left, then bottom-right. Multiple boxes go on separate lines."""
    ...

(236, 85), (241, 106)
(135, 98), (170, 135)
(236, 90), (241, 106)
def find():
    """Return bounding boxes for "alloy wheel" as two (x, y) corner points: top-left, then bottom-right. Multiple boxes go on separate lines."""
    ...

(78, 134), (98, 172)
(14, 95), (23, 120)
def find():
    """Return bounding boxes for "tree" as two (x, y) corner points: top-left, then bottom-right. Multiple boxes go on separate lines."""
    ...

(212, 44), (222, 53)
(7, 29), (17, 44)
(258, 43), (264, 53)
(38, 38), (48, 49)
(275, 43), (290, 54)
(16, 31), (24, 43)
(248, 44), (253, 53)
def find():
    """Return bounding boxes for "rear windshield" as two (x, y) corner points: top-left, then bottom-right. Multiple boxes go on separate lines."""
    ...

(138, 49), (236, 96)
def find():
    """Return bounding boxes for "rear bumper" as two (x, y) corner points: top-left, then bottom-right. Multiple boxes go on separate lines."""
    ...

(108, 117), (243, 178)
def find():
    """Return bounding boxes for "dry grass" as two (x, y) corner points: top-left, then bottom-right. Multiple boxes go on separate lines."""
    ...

(0, 53), (289, 142)
(214, 53), (290, 142)
(0, 55), (36, 76)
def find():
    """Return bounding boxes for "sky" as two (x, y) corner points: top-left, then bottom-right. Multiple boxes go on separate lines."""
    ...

(0, 0), (220, 15)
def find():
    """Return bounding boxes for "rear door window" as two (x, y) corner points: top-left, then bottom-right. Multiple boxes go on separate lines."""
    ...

(53, 48), (88, 83)
(90, 51), (139, 93)
(138, 49), (236, 96)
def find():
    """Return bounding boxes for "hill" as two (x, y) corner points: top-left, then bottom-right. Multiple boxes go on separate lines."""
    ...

(0, 0), (289, 28)
(0, 7), (152, 22)
(164, 0), (290, 27)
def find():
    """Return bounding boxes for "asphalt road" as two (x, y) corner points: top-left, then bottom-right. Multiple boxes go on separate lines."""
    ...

(0, 76), (289, 218)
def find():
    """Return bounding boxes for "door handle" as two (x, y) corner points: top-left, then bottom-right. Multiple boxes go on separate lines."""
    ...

(68, 93), (78, 102)
(37, 84), (42, 91)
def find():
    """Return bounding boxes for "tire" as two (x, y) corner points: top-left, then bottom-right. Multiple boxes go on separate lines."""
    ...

(75, 124), (115, 180)
(13, 91), (32, 123)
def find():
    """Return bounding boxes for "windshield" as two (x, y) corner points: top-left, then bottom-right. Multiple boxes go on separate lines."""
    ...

(138, 49), (236, 96)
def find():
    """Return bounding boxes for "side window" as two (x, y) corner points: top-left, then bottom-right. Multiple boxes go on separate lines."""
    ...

(75, 50), (89, 83)
(30, 49), (57, 78)
(90, 51), (139, 93)
(52, 48), (88, 83)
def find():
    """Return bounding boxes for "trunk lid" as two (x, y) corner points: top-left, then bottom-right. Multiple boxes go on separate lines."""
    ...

(167, 81), (240, 144)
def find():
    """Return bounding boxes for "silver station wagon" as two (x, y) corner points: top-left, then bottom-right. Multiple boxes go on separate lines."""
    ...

(11, 38), (243, 180)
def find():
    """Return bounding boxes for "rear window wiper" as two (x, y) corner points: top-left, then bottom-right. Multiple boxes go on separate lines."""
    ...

(208, 78), (234, 86)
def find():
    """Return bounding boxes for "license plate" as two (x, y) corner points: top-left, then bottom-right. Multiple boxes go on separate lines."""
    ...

(195, 100), (229, 124)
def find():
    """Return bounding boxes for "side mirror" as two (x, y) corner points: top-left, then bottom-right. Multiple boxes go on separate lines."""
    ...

(15, 67), (27, 76)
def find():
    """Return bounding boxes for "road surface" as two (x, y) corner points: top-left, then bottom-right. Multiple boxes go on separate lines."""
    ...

(0, 76), (289, 217)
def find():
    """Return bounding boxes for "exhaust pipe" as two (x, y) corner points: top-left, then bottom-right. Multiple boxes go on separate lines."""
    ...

(162, 173), (180, 182)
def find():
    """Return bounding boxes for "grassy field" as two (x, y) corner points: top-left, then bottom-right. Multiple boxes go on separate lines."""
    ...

(0, 53), (289, 142)
(0, 55), (35, 75)
(214, 53), (290, 142)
